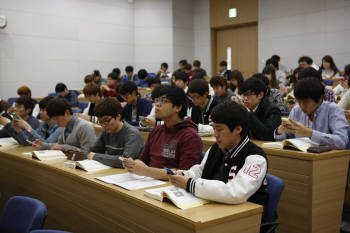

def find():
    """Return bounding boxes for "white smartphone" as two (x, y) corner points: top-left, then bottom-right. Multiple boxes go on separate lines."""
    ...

(282, 118), (293, 127)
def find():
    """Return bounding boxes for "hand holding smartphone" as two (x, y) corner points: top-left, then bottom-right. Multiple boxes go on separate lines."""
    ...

(165, 167), (175, 175)
(282, 118), (294, 128)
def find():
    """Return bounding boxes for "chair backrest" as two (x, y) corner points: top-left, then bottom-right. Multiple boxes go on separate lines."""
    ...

(0, 196), (47, 233)
(346, 129), (350, 150)
(323, 79), (333, 86)
(265, 174), (285, 222)
(31, 230), (72, 233)
(7, 97), (17, 106)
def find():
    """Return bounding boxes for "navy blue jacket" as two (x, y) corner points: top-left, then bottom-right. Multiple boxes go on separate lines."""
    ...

(122, 97), (152, 126)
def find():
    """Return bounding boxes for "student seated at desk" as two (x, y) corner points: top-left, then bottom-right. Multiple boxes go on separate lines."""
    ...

(187, 79), (219, 135)
(1, 96), (62, 145)
(121, 65), (138, 83)
(92, 69), (107, 87)
(210, 75), (235, 102)
(192, 60), (207, 78)
(55, 82), (79, 107)
(76, 83), (102, 124)
(168, 101), (268, 208)
(122, 86), (202, 180)
(16, 85), (40, 117)
(143, 77), (161, 102)
(136, 69), (151, 88)
(0, 97), (40, 138)
(101, 72), (119, 98)
(33, 98), (96, 152)
(174, 71), (189, 93)
(240, 77), (281, 141)
(86, 97), (144, 167)
(155, 62), (171, 79)
(119, 81), (152, 126)
(275, 77), (349, 149)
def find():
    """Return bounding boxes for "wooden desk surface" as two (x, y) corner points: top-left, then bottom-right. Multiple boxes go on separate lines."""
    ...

(0, 146), (263, 233)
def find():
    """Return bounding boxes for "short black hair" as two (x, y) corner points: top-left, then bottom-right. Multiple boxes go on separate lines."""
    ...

(161, 62), (168, 70)
(184, 64), (192, 70)
(15, 97), (35, 115)
(294, 77), (324, 103)
(107, 72), (119, 80)
(119, 81), (138, 95)
(94, 97), (122, 118)
(174, 71), (189, 83)
(211, 101), (248, 137)
(188, 79), (209, 96)
(125, 66), (134, 73)
(241, 77), (267, 96)
(92, 70), (101, 78)
(112, 68), (121, 76)
(271, 55), (280, 62)
(265, 58), (279, 70)
(138, 69), (148, 80)
(46, 98), (72, 117)
(179, 60), (187, 66)
(148, 77), (161, 86)
(210, 76), (227, 87)
(39, 96), (55, 109)
(298, 67), (322, 81)
(251, 73), (270, 87)
(55, 83), (67, 93)
(158, 86), (187, 118)
(298, 56), (313, 65)
(219, 61), (227, 67)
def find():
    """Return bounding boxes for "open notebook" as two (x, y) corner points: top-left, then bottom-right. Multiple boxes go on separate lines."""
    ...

(144, 186), (209, 210)
(262, 137), (320, 152)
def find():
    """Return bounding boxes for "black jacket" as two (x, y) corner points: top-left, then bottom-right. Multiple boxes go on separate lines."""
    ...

(247, 97), (281, 141)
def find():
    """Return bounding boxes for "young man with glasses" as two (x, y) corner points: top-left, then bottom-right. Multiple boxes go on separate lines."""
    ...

(119, 81), (152, 126)
(86, 97), (144, 167)
(123, 86), (202, 180)
(187, 79), (219, 136)
(240, 77), (281, 141)
(32, 98), (96, 152)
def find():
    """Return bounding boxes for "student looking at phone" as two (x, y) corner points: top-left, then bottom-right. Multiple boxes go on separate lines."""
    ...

(0, 96), (62, 145)
(0, 97), (40, 138)
(86, 97), (144, 168)
(33, 98), (96, 152)
(275, 77), (349, 149)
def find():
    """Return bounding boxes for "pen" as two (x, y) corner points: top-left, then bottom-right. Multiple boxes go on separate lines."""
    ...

(26, 140), (40, 147)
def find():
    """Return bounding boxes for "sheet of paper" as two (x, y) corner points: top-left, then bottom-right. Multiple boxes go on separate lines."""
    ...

(96, 173), (165, 190)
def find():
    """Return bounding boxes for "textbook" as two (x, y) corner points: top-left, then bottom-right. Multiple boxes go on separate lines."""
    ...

(32, 150), (66, 161)
(75, 160), (111, 172)
(96, 172), (165, 190)
(144, 186), (209, 210)
(0, 137), (19, 149)
(262, 137), (319, 152)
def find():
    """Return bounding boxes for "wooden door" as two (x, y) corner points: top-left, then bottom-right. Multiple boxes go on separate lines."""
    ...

(213, 23), (257, 78)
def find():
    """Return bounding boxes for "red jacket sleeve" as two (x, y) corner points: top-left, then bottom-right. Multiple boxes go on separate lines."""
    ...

(177, 131), (202, 170)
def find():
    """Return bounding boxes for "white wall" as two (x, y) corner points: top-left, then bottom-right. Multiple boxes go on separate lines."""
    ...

(172, 0), (194, 71)
(0, 0), (134, 98)
(134, 0), (174, 73)
(259, 0), (350, 72)
(193, 0), (211, 76)
(0, 0), (212, 99)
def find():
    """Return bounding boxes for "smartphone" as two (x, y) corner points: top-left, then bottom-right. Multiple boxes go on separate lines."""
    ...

(165, 167), (175, 175)
(10, 112), (19, 120)
(139, 116), (146, 121)
(282, 118), (293, 127)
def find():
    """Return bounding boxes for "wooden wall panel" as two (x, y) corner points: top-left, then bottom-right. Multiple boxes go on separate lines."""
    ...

(210, 0), (258, 29)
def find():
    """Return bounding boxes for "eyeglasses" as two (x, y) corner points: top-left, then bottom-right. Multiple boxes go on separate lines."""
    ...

(98, 117), (113, 126)
(154, 97), (171, 105)
(187, 94), (201, 100)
